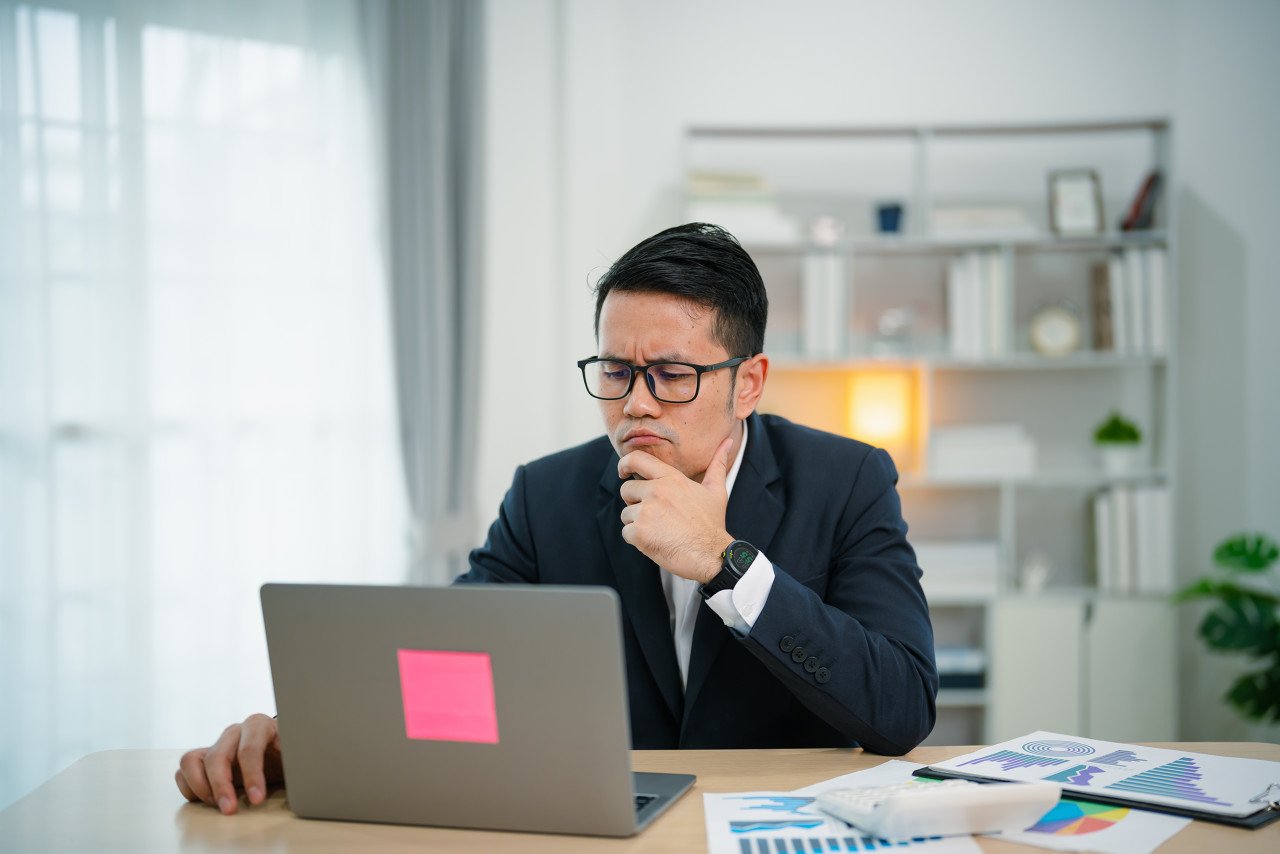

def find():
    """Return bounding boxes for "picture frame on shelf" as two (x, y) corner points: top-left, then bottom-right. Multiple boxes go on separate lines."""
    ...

(1048, 169), (1104, 236)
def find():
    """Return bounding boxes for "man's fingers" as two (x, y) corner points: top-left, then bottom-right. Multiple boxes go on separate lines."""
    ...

(617, 450), (676, 482)
(618, 478), (651, 506)
(176, 749), (212, 805)
(174, 769), (199, 802)
(236, 715), (275, 805)
(203, 725), (243, 815)
(701, 436), (735, 491)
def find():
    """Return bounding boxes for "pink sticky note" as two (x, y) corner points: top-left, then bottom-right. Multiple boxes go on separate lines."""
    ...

(396, 649), (499, 744)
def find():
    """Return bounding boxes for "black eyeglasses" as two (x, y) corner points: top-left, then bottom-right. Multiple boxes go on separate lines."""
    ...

(576, 356), (749, 403)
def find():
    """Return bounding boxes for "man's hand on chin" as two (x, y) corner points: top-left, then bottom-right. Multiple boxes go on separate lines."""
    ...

(617, 436), (736, 583)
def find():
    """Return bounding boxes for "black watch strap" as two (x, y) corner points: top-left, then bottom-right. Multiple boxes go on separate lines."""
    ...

(700, 540), (759, 599)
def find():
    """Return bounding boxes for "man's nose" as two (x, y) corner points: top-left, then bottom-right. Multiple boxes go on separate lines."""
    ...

(622, 371), (662, 418)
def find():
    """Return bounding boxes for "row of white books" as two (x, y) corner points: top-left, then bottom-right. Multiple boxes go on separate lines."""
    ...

(1092, 484), (1173, 593)
(946, 250), (1011, 358)
(1090, 247), (1168, 355)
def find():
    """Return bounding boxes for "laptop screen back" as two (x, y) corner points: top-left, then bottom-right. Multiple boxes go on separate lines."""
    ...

(260, 583), (641, 835)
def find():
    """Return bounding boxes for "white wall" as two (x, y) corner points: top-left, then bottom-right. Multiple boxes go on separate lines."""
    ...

(479, 0), (1280, 738)
(1173, 0), (1280, 742)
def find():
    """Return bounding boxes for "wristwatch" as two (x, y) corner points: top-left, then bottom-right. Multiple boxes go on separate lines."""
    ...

(700, 540), (759, 599)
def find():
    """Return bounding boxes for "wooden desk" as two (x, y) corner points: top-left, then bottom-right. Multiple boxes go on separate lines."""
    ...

(1, 744), (1276, 852)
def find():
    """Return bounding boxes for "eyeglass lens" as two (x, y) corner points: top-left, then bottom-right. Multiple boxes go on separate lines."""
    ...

(585, 361), (699, 402)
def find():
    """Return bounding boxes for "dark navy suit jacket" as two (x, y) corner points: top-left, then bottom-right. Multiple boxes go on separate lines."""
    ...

(458, 412), (938, 754)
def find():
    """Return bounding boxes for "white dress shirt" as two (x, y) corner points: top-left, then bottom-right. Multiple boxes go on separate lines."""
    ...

(659, 419), (776, 688)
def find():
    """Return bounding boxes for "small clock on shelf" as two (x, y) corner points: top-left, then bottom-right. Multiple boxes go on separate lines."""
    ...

(1029, 301), (1082, 357)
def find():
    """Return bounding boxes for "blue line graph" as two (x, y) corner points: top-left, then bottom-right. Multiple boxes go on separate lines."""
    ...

(1045, 764), (1104, 785)
(731, 796), (816, 814)
(959, 749), (1068, 771)
(1093, 750), (1144, 768)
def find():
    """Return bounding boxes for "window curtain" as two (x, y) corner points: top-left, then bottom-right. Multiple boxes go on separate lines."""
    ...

(0, 0), (407, 808)
(362, 0), (484, 585)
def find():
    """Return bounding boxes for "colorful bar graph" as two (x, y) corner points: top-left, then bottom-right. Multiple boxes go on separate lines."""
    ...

(737, 833), (939, 852)
(959, 748), (1068, 771)
(1106, 757), (1232, 806)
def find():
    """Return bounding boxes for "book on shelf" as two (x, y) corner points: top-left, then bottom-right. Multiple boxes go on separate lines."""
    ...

(1089, 263), (1114, 350)
(916, 540), (1001, 600)
(1092, 483), (1172, 593)
(684, 170), (800, 243)
(1090, 246), (1168, 356)
(946, 249), (1009, 359)
(800, 252), (848, 357)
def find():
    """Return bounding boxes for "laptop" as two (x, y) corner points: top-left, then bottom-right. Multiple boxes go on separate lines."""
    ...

(260, 583), (695, 836)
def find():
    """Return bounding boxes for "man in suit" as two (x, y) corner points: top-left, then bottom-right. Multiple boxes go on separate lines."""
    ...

(175, 223), (937, 815)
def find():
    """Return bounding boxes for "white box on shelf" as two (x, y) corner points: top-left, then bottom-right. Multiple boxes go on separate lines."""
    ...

(928, 424), (1037, 478)
(917, 540), (1001, 600)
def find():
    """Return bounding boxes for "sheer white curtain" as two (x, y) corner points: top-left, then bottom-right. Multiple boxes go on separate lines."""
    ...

(0, 0), (407, 808)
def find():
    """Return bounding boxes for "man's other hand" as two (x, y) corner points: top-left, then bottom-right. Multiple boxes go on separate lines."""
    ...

(618, 435), (735, 582)
(175, 713), (284, 814)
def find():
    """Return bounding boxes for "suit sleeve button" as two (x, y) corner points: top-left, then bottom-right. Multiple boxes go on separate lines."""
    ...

(804, 656), (819, 673)
(779, 636), (796, 653)
(791, 647), (806, 663)
(815, 667), (831, 684)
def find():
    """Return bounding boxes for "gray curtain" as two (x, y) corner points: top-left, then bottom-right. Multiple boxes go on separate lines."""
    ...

(363, 0), (484, 584)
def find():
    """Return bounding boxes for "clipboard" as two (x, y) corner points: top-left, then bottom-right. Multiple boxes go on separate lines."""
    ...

(912, 732), (1280, 830)
(911, 766), (1280, 830)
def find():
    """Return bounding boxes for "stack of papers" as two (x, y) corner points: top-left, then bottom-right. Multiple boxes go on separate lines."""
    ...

(704, 758), (1189, 854)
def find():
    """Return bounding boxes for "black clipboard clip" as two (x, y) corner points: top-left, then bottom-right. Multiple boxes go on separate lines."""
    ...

(1248, 783), (1280, 811)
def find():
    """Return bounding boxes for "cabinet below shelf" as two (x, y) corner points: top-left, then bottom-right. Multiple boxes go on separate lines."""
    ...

(937, 689), (988, 708)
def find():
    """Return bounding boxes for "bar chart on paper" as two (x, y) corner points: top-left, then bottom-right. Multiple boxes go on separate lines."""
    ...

(1105, 758), (1232, 807)
(705, 793), (979, 854)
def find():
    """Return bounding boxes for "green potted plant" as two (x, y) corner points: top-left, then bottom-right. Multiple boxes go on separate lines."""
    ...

(1093, 410), (1144, 474)
(1175, 533), (1280, 722)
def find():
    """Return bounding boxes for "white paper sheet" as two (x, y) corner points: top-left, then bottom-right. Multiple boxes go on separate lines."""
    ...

(703, 761), (979, 854)
(930, 731), (1280, 818)
(707, 758), (1192, 854)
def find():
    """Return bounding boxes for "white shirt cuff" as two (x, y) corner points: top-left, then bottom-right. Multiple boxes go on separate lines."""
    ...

(704, 552), (776, 634)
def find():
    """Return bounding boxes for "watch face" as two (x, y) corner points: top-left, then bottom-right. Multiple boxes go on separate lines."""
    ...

(727, 544), (757, 573)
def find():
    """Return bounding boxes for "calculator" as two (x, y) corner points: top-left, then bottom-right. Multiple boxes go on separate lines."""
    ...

(815, 778), (1060, 841)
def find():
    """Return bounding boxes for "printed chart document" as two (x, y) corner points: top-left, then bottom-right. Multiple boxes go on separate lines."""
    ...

(922, 731), (1280, 825)
(706, 759), (1189, 854)
(704, 761), (979, 854)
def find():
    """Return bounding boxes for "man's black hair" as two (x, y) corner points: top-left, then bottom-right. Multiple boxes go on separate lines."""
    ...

(592, 223), (769, 357)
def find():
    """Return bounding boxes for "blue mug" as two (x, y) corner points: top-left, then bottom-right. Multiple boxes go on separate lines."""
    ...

(877, 203), (904, 234)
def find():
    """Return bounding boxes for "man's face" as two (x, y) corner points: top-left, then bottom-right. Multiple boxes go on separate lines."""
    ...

(596, 290), (758, 480)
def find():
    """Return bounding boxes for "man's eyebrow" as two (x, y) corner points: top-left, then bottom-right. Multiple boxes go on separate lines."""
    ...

(598, 352), (690, 364)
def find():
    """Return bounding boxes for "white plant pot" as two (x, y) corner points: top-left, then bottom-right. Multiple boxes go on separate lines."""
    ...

(1099, 443), (1145, 475)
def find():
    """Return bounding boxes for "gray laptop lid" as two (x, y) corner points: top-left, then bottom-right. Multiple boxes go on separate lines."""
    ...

(260, 583), (693, 836)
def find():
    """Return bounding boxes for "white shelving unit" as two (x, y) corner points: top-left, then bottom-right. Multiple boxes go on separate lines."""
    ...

(686, 120), (1178, 744)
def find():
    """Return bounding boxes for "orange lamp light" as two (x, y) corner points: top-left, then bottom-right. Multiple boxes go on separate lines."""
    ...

(846, 370), (915, 457)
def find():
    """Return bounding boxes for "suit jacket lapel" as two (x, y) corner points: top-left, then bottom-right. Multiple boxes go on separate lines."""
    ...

(682, 414), (785, 727)
(596, 461), (683, 723)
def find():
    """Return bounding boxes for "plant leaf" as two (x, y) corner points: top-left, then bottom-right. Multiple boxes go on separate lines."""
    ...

(1198, 593), (1279, 655)
(1174, 578), (1279, 605)
(1214, 534), (1280, 572)
(1225, 664), (1280, 722)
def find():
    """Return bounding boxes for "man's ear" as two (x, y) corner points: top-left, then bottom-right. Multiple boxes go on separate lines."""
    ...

(733, 354), (769, 420)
